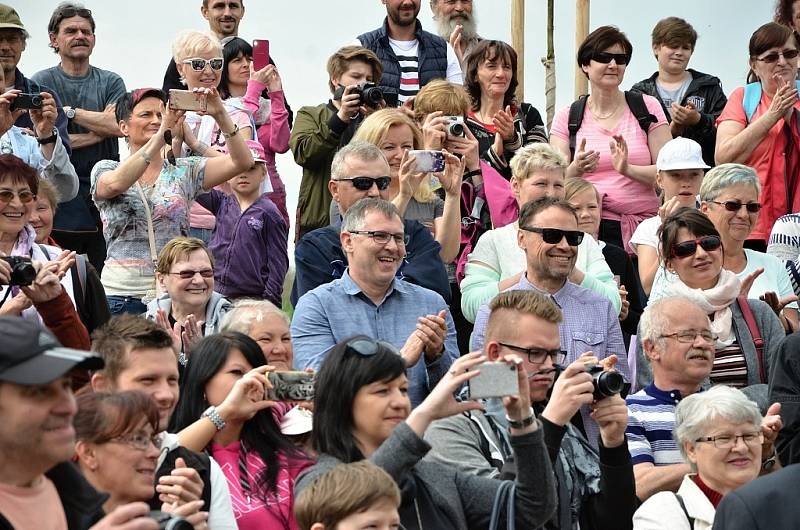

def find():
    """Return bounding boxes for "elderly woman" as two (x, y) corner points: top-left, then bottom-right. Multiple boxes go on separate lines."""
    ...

(74, 390), (208, 528)
(91, 87), (252, 316)
(550, 26), (671, 252)
(633, 386), (775, 529)
(715, 22), (800, 249)
(463, 39), (548, 179)
(650, 163), (798, 332)
(146, 237), (231, 363)
(636, 208), (785, 392)
(219, 298), (293, 371)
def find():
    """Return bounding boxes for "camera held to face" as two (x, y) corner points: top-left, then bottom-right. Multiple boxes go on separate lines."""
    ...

(444, 115), (466, 138)
(333, 81), (385, 108)
(1, 256), (36, 286)
(584, 364), (624, 400)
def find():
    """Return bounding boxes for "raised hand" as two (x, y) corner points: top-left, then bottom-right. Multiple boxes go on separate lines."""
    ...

(591, 393), (629, 448)
(0, 89), (26, 136)
(493, 105), (515, 142)
(336, 85), (362, 122)
(541, 353), (598, 426)
(572, 138), (600, 176)
(20, 261), (64, 303)
(739, 267), (765, 297)
(610, 134), (629, 176)
(421, 111), (447, 150)
(437, 149), (464, 197)
(216, 365), (276, 423)
(29, 92), (58, 137)
(156, 457), (203, 507)
(449, 24), (465, 65)
(417, 310), (448, 361)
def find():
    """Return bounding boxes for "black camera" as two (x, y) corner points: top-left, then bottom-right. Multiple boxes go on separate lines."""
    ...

(10, 93), (43, 111)
(333, 82), (385, 108)
(584, 364), (624, 400)
(1, 256), (36, 286)
(147, 511), (193, 530)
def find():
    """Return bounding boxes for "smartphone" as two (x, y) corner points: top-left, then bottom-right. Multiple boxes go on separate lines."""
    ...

(467, 362), (519, 399)
(409, 150), (445, 173)
(267, 371), (314, 401)
(168, 89), (206, 112)
(252, 39), (270, 71)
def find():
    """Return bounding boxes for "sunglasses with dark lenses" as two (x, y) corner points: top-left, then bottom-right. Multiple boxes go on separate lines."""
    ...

(182, 57), (225, 71)
(0, 190), (36, 204)
(756, 49), (800, 63)
(345, 338), (400, 357)
(335, 176), (391, 191)
(591, 52), (631, 65)
(671, 235), (722, 259)
(709, 200), (762, 213)
(168, 269), (214, 279)
(520, 226), (585, 246)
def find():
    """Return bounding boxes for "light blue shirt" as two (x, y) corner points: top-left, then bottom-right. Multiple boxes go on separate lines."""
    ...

(2, 126), (78, 201)
(291, 269), (458, 407)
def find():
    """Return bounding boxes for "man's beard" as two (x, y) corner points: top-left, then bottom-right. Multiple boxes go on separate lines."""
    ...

(434, 11), (478, 41)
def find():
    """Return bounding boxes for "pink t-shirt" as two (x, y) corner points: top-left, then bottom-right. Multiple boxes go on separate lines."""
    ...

(0, 476), (68, 530)
(550, 94), (668, 221)
(210, 440), (311, 530)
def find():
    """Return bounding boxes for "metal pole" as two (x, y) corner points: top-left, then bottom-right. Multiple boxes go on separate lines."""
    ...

(512, 0), (524, 102)
(575, 0), (590, 98)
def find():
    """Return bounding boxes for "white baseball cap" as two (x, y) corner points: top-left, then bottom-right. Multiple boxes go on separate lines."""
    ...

(656, 137), (710, 171)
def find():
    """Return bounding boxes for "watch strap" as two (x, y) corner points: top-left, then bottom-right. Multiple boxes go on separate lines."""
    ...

(37, 128), (58, 145)
(506, 407), (535, 429)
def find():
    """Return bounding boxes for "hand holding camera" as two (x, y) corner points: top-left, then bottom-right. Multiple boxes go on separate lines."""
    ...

(216, 365), (276, 424)
(444, 122), (481, 173)
(29, 92), (58, 139)
(0, 89), (27, 135)
(542, 352), (607, 427)
(334, 84), (363, 122)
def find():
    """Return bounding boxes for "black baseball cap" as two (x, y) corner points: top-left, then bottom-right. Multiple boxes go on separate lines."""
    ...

(0, 317), (103, 385)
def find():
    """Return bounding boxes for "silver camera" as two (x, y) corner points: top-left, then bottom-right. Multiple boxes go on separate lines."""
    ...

(444, 115), (466, 137)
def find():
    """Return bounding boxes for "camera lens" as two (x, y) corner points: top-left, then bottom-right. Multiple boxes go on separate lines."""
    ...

(31, 95), (43, 107)
(361, 86), (384, 106)
(448, 122), (465, 137)
(593, 370), (624, 399)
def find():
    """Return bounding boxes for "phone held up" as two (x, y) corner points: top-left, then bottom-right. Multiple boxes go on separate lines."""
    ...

(267, 371), (315, 402)
(467, 361), (519, 399)
(409, 150), (445, 173)
(168, 89), (207, 112)
(252, 39), (270, 71)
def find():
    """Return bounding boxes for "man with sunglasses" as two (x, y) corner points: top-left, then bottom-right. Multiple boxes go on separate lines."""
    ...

(472, 197), (628, 449)
(291, 141), (450, 305)
(425, 289), (637, 530)
(292, 196), (457, 408)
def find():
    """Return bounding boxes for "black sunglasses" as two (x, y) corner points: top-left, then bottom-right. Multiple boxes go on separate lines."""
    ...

(345, 338), (400, 357)
(334, 176), (391, 191)
(708, 200), (762, 214)
(756, 49), (799, 63)
(671, 235), (722, 259)
(591, 52), (631, 65)
(520, 226), (585, 246)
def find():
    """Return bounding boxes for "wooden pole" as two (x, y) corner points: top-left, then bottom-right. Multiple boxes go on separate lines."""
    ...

(574, 0), (590, 98)
(512, 0), (524, 102)
(542, 0), (555, 129)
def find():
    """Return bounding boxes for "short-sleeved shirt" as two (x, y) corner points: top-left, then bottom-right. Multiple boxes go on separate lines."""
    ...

(626, 383), (684, 466)
(91, 157), (207, 297)
(550, 95), (668, 220)
(768, 213), (800, 262)
(629, 215), (662, 253)
(0, 476), (68, 530)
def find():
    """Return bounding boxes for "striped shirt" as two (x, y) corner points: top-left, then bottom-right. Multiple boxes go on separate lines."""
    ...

(389, 37), (420, 105)
(767, 213), (800, 262)
(709, 342), (748, 388)
(626, 384), (688, 466)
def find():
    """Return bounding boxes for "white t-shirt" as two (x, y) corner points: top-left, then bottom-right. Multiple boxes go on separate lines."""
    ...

(629, 215), (662, 253)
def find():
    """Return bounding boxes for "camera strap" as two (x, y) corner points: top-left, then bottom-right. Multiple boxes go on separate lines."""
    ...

(135, 182), (159, 272)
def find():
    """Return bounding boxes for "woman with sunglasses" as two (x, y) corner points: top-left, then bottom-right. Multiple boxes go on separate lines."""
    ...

(635, 208), (784, 392)
(170, 332), (311, 530)
(295, 336), (557, 529)
(550, 26), (671, 252)
(715, 22), (800, 251)
(74, 390), (209, 528)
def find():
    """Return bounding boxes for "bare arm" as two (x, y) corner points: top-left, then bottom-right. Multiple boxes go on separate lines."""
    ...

(434, 192), (461, 263)
(636, 245), (660, 296)
(72, 107), (124, 138)
(69, 131), (103, 149)
(200, 89), (254, 190)
(633, 462), (691, 501)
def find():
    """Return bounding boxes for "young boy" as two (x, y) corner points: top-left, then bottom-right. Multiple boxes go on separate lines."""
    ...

(196, 140), (289, 307)
(629, 137), (709, 294)
(631, 16), (727, 167)
(294, 461), (401, 530)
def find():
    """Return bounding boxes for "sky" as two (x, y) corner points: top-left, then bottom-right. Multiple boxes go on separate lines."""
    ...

(16, 0), (775, 242)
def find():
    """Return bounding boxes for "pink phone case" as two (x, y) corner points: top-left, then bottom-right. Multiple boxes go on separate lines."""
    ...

(252, 39), (270, 71)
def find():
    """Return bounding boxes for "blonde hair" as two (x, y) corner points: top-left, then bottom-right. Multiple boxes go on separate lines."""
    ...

(219, 299), (289, 334)
(413, 79), (471, 122)
(156, 237), (214, 274)
(485, 290), (563, 342)
(509, 143), (567, 182)
(353, 109), (434, 204)
(171, 30), (222, 63)
(564, 177), (599, 203)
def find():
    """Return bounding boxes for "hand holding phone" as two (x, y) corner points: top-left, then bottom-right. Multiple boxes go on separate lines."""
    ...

(252, 39), (270, 71)
(169, 89), (206, 112)
(266, 371), (315, 401)
(409, 150), (445, 173)
(467, 361), (519, 399)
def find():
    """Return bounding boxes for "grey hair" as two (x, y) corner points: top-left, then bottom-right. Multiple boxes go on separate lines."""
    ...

(219, 299), (288, 335)
(330, 140), (387, 182)
(675, 385), (763, 469)
(341, 198), (402, 233)
(699, 163), (762, 201)
(639, 295), (709, 354)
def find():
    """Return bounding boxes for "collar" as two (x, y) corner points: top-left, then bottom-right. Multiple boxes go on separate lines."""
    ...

(643, 382), (701, 405)
(517, 273), (572, 307)
(341, 268), (409, 298)
(380, 16), (424, 41)
(691, 473), (724, 508)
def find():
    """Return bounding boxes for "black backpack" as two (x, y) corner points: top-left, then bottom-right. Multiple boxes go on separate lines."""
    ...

(567, 91), (658, 161)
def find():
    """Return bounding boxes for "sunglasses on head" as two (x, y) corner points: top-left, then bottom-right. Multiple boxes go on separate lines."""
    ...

(756, 49), (799, 63)
(334, 176), (391, 191)
(671, 235), (722, 259)
(0, 190), (36, 204)
(591, 52), (631, 65)
(520, 226), (585, 246)
(708, 200), (762, 213)
(345, 338), (400, 357)
(56, 7), (92, 22)
(182, 57), (224, 71)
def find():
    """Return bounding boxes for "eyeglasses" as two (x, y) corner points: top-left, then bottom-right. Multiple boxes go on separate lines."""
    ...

(591, 52), (631, 65)
(345, 338), (400, 357)
(333, 176), (391, 191)
(0, 189), (36, 204)
(708, 200), (762, 214)
(110, 431), (161, 451)
(671, 235), (722, 259)
(498, 342), (566, 365)
(167, 269), (214, 279)
(755, 49), (800, 63)
(519, 226), (585, 246)
(182, 57), (225, 71)
(695, 431), (763, 449)
(659, 330), (717, 344)
(348, 230), (410, 246)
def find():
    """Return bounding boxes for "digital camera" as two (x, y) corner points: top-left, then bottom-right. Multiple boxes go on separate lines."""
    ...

(584, 364), (624, 400)
(10, 93), (43, 111)
(1, 256), (36, 286)
(444, 115), (466, 137)
(333, 81), (385, 108)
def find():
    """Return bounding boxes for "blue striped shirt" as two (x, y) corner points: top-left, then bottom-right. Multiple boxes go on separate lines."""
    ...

(625, 384), (686, 466)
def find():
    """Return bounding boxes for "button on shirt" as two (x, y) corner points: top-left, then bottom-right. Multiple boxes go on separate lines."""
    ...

(291, 270), (458, 407)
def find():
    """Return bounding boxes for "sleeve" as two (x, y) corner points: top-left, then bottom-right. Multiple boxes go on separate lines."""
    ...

(548, 105), (571, 142)
(289, 292), (337, 371)
(425, 307), (458, 389)
(106, 73), (128, 104)
(264, 89), (291, 154)
(625, 406), (655, 465)
(89, 159), (120, 201)
(769, 336), (800, 464)
(540, 416), (568, 465)
(643, 95), (669, 132)
(605, 303), (630, 381)
(206, 456), (238, 530)
(584, 439), (638, 530)
(37, 130), (79, 201)
(289, 106), (343, 168)
(290, 233), (337, 306)
(194, 188), (223, 213)
(687, 79), (727, 140)
(242, 79), (264, 115)
(767, 215), (800, 262)
(580, 237), (622, 313)
(705, 491), (757, 530)
(445, 42), (464, 85)
(401, 221), (451, 304)
(470, 302), (491, 351)
(263, 211), (289, 306)
(35, 289), (91, 350)
(460, 264), (500, 324)
(629, 219), (660, 250)
(631, 493), (689, 530)
(424, 414), (501, 479)
(717, 87), (747, 127)
(519, 104), (549, 145)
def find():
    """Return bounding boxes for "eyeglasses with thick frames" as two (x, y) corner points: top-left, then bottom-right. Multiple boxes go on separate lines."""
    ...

(671, 235), (722, 259)
(695, 431), (763, 449)
(110, 431), (161, 451)
(333, 176), (391, 191)
(659, 330), (717, 344)
(708, 200), (762, 214)
(755, 49), (799, 63)
(591, 52), (631, 65)
(497, 342), (567, 365)
(0, 189), (36, 204)
(167, 269), (214, 280)
(519, 226), (585, 246)
(182, 57), (224, 71)
(348, 230), (409, 246)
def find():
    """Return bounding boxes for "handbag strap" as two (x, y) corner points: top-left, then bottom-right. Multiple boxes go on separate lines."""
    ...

(489, 480), (516, 530)
(674, 493), (695, 530)
(737, 295), (766, 383)
(135, 182), (159, 270)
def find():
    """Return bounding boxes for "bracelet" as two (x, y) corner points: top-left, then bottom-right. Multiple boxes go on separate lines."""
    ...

(36, 128), (58, 145)
(139, 150), (152, 165)
(202, 405), (226, 431)
(221, 124), (239, 139)
(506, 407), (536, 429)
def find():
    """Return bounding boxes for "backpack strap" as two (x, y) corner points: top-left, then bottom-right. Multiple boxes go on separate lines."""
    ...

(624, 91), (658, 133)
(674, 493), (695, 530)
(743, 82), (762, 124)
(737, 295), (766, 383)
(567, 95), (589, 161)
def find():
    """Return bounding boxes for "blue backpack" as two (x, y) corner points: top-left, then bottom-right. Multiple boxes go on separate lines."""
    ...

(742, 80), (800, 123)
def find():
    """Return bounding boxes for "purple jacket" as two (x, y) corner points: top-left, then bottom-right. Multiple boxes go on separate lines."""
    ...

(196, 190), (288, 306)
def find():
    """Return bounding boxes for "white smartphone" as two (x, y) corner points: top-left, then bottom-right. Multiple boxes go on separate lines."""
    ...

(467, 362), (519, 399)
(409, 150), (445, 173)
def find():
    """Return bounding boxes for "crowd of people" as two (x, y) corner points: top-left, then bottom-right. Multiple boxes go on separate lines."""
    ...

(2, 0), (800, 528)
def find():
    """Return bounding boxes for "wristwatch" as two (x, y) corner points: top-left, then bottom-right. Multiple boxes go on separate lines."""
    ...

(202, 405), (226, 431)
(36, 128), (58, 145)
(63, 106), (76, 120)
(506, 407), (536, 429)
(762, 452), (777, 471)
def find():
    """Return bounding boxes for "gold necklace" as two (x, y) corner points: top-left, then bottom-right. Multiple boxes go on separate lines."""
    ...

(588, 99), (621, 120)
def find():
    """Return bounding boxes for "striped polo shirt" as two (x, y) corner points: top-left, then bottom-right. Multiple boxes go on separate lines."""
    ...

(388, 37), (420, 105)
(625, 383), (691, 466)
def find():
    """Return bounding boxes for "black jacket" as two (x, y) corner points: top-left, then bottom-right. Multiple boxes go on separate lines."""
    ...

(713, 464), (800, 529)
(768, 332), (800, 465)
(630, 69), (727, 167)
